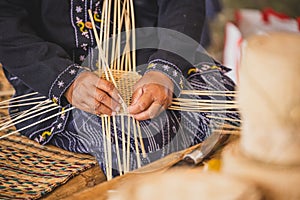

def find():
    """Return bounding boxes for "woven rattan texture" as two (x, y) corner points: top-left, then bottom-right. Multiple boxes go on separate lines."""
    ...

(0, 132), (97, 200)
(108, 70), (141, 113)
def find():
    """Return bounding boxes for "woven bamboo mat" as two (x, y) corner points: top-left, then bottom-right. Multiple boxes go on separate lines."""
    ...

(0, 132), (98, 200)
(106, 70), (141, 110)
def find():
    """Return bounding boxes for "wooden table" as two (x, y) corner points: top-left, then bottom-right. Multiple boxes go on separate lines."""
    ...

(62, 143), (220, 200)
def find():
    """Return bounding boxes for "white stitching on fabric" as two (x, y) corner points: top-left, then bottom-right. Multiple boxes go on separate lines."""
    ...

(70, 0), (79, 47)
(48, 64), (77, 99)
(88, 0), (95, 47)
(29, 121), (56, 140)
(58, 69), (87, 103)
(149, 59), (182, 73)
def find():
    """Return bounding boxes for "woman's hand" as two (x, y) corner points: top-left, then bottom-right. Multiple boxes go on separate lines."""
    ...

(128, 71), (174, 120)
(64, 71), (121, 115)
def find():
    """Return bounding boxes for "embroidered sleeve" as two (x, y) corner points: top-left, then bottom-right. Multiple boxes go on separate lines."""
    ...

(30, 105), (72, 145)
(145, 59), (185, 96)
(48, 64), (89, 106)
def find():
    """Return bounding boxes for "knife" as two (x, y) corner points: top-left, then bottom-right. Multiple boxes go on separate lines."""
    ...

(183, 130), (230, 165)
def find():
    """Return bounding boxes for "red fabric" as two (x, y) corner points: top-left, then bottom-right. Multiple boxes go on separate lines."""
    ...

(262, 8), (290, 23)
(235, 10), (241, 25)
(297, 17), (300, 31)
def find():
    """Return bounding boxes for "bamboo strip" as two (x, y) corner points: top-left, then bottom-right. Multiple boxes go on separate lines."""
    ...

(112, 115), (123, 175)
(106, 116), (112, 180)
(0, 100), (53, 109)
(173, 98), (237, 104)
(116, 0), (121, 71)
(0, 106), (74, 140)
(121, 114), (127, 173)
(213, 129), (240, 135)
(206, 115), (242, 123)
(88, 9), (109, 80)
(168, 106), (238, 113)
(132, 116), (141, 168)
(137, 120), (146, 158)
(181, 90), (237, 94)
(171, 103), (238, 109)
(0, 99), (50, 121)
(3, 96), (47, 106)
(126, 115), (131, 172)
(0, 100), (54, 129)
(124, 5), (132, 71)
(0, 104), (59, 131)
(103, 0), (109, 77)
(101, 115), (109, 180)
(169, 105), (238, 110)
(129, 0), (136, 72)
(99, 0), (106, 75)
(0, 92), (38, 106)
(110, 0), (117, 69)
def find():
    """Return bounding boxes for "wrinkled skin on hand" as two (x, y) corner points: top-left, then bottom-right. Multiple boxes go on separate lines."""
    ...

(128, 71), (174, 120)
(64, 71), (121, 115)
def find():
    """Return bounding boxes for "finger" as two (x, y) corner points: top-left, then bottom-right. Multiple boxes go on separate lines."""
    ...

(132, 102), (164, 121)
(94, 101), (114, 116)
(128, 92), (153, 115)
(130, 87), (143, 106)
(94, 88), (120, 112)
(79, 94), (113, 115)
(96, 79), (121, 103)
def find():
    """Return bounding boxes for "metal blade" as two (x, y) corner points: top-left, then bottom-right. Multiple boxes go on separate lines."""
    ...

(183, 130), (229, 165)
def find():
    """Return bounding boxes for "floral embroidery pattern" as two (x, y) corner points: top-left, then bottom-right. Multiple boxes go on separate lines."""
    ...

(71, 0), (103, 64)
(49, 64), (83, 106)
(76, 6), (83, 13)
(69, 69), (76, 75)
(31, 104), (72, 144)
(57, 80), (65, 88)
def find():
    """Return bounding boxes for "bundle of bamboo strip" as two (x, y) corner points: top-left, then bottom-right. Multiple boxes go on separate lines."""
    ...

(86, 0), (147, 180)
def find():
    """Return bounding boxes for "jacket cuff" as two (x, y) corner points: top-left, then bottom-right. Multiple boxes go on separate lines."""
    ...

(48, 64), (89, 106)
(30, 105), (71, 145)
(146, 59), (185, 97)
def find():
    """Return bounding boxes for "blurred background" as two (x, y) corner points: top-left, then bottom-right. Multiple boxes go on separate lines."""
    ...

(204, 0), (300, 60)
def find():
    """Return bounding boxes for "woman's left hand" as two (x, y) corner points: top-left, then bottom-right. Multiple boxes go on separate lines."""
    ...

(128, 71), (174, 120)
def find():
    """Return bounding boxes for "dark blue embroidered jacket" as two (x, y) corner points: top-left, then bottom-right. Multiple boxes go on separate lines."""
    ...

(0, 0), (206, 144)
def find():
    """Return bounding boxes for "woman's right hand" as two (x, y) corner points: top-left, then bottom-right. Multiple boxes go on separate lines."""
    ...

(64, 71), (121, 115)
